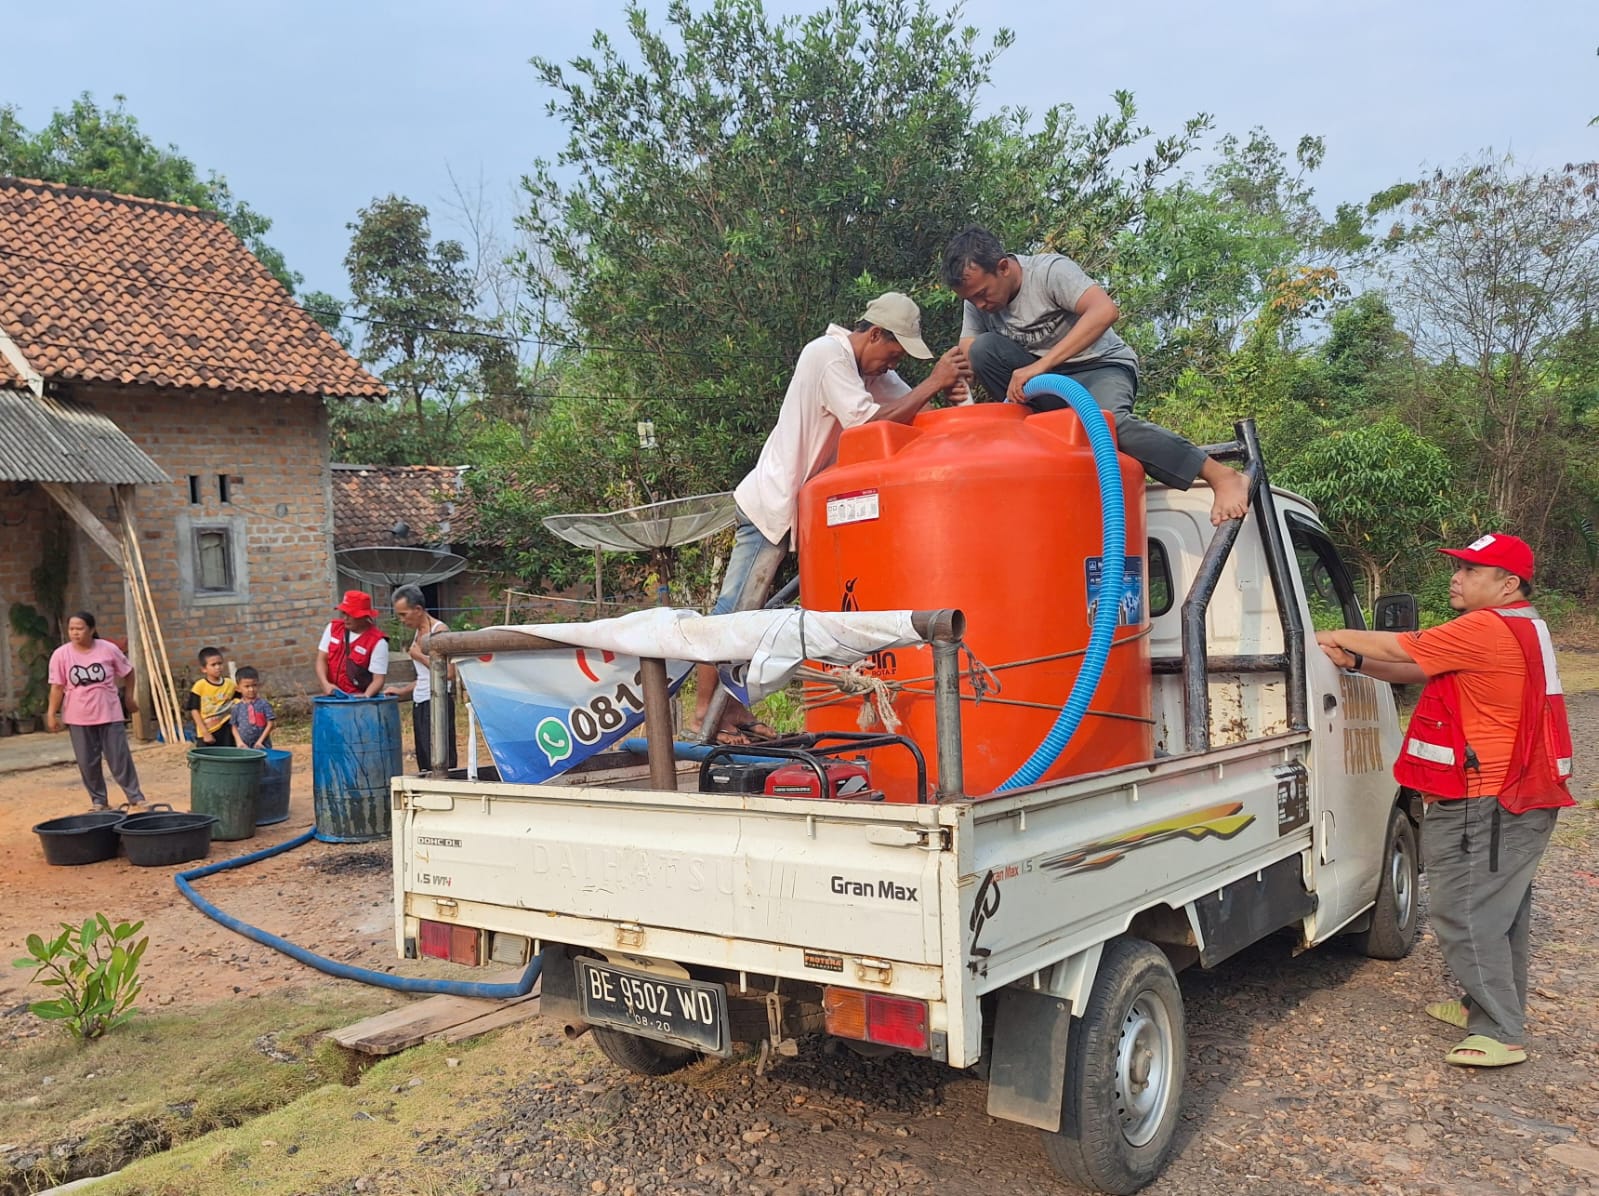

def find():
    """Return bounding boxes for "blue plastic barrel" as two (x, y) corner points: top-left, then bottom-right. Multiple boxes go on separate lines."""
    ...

(257, 748), (294, 826)
(311, 695), (403, 842)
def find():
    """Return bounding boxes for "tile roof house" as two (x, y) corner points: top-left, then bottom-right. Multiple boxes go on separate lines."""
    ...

(0, 176), (386, 735)
(328, 462), (524, 638)
(331, 464), (478, 553)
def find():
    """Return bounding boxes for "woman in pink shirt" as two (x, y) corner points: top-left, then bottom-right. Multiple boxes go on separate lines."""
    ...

(46, 611), (148, 810)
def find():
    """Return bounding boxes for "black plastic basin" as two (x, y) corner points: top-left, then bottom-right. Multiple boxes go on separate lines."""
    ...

(116, 812), (217, 868)
(34, 811), (127, 866)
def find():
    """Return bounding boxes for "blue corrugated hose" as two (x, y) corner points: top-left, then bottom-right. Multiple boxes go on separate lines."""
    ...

(996, 376), (1127, 791)
(174, 830), (541, 997)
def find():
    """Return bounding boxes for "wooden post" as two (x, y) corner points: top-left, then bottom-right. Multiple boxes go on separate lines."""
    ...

(115, 487), (154, 741)
(39, 482), (122, 562)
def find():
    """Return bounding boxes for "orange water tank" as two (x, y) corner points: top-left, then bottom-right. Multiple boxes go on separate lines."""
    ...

(796, 403), (1152, 801)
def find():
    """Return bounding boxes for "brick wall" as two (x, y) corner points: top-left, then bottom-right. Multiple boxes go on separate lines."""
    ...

(0, 385), (344, 712)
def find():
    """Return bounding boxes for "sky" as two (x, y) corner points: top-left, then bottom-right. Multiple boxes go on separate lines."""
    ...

(5, 0), (1596, 304)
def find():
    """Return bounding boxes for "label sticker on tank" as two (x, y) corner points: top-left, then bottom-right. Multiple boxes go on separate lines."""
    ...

(1085, 556), (1145, 626)
(825, 488), (880, 526)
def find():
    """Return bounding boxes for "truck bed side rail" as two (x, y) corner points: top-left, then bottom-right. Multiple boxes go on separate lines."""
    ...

(1148, 418), (1308, 751)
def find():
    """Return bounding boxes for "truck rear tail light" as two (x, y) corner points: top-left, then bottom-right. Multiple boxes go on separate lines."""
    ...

(489, 932), (531, 966)
(823, 987), (929, 1052)
(419, 919), (481, 966)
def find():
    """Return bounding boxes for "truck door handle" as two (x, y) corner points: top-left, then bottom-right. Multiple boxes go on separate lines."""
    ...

(1323, 693), (1337, 713)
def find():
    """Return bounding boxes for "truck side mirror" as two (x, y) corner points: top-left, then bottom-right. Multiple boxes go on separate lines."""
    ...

(1372, 594), (1419, 633)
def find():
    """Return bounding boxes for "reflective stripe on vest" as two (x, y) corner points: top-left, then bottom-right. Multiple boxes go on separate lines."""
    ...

(1403, 738), (1455, 765)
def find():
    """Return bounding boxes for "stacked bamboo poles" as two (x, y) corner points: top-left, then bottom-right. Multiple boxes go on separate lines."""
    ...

(112, 489), (184, 745)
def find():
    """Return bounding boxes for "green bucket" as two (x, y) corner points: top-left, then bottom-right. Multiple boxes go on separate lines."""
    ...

(187, 747), (266, 841)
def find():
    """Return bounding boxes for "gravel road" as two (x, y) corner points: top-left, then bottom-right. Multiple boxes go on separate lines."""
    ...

(458, 689), (1599, 1196)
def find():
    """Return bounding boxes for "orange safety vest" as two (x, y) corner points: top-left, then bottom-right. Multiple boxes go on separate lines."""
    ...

(1393, 603), (1574, 812)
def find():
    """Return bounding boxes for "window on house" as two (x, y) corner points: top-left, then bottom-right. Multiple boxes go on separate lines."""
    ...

(188, 475), (201, 504)
(194, 527), (235, 593)
(218, 474), (233, 503)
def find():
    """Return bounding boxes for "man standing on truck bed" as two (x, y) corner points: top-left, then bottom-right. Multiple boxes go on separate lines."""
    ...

(1315, 533), (1574, 1068)
(941, 225), (1251, 527)
(692, 292), (970, 741)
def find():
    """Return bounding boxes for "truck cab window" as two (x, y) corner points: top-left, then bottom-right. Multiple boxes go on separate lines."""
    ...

(1147, 538), (1173, 618)
(1287, 513), (1365, 631)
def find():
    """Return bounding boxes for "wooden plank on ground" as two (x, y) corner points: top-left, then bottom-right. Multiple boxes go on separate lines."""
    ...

(429, 994), (541, 1044)
(332, 995), (503, 1055)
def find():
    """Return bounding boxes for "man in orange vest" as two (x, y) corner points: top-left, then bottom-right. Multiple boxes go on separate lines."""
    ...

(1315, 533), (1574, 1068)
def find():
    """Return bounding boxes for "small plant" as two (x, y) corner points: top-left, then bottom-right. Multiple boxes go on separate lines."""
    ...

(7, 602), (52, 720)
(13, 915), (149, 1039)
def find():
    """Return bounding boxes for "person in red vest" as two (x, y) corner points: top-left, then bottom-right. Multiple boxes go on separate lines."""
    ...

(1315, 533), (1574, 1069)
(315, 591), (390, 697)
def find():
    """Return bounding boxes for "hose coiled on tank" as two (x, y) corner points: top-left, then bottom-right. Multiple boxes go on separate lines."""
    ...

(995, 376), (1127, 791)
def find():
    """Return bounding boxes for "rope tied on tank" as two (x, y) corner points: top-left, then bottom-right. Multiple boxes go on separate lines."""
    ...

(961, 641), (1003, 706)
(797, 624), (1156, 725)
(796, 660), (903, 733)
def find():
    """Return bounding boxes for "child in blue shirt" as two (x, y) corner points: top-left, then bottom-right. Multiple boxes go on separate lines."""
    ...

(230, 666), (276, 749)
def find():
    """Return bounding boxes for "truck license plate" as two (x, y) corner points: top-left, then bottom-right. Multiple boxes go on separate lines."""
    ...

(575, 959), (730, 1056)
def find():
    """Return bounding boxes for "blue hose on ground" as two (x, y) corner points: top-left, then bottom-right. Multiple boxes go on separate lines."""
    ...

(996, 375), (1128, 791)
(174, 830), (541, 997)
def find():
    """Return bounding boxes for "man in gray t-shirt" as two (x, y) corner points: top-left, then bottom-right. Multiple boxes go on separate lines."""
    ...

(943, 225), (1250, 526)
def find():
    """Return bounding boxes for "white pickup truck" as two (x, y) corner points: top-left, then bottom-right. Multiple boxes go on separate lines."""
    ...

(392, 422), (1420, 1194)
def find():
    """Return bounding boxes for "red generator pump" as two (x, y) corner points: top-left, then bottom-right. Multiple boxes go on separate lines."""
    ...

(796, 403), (1153, 801)
(764, 759), (874, 800)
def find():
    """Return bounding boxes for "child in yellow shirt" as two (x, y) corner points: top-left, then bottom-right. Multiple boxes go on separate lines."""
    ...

(185, 646), (237, 746)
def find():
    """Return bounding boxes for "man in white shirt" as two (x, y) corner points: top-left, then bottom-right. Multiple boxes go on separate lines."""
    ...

(383, 584), (457, 773)
(694, 292), (969, 740)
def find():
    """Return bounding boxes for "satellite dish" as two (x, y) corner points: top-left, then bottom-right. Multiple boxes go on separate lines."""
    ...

(542, 492), (738, 552)
(541, 492), (739, 606)
(335, 545), (468, 590)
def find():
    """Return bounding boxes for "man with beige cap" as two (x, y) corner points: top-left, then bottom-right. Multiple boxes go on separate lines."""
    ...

(692, 292), (969, 741)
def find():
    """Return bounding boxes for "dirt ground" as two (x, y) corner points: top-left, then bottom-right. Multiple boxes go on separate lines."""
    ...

(1, 666), (1597, 1195)
(0, 735), (498, 1043)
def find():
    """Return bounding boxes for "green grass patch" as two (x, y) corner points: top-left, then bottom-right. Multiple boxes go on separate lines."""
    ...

(93, 1022), (588, 1196)
(0, 987), (397, 1192)
(1556, 649), (1599, 696)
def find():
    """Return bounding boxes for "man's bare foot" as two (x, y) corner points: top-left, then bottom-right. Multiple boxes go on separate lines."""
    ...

(1202, 460), (1251, 526)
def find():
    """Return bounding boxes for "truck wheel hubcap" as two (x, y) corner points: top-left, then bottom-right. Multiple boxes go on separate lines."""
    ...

(1391, 836), (1414, 927)
(1115, 991), (1174, 1147)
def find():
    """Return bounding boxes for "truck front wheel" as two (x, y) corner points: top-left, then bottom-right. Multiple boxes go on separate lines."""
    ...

(590, 1026), (699, 1076)
(1353, 805), (1420, 960)
(1041, 937), (1185, 1195)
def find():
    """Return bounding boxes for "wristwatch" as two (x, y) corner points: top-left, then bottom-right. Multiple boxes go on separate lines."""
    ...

(1345, 650), (1364, 674)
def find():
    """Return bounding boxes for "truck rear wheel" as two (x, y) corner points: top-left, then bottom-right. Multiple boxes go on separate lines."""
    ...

(1353, 805), (1419, 960)
(590, 1026), (699, 1076)
(1041, 937), (1185, 1195)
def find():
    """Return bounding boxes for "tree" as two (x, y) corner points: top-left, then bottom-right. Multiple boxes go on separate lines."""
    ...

(1111, 131), (1375, 395)
(1279, 420), (1456, 602)
(1380, 155), (1599, 543)
(0, 93), (300, 293)
(507, 0), (1206, 586)
(335, 196), (520, 464)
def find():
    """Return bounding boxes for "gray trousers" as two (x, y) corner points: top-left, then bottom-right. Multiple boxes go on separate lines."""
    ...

(1422, 799), (1557, 1043)
(69, 721), (146, 808)
(967, 332), (1207, 490)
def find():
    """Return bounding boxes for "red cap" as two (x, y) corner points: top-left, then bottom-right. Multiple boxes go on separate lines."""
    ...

(1438, 533), (1535, 581)
(337, 590), (377, 618)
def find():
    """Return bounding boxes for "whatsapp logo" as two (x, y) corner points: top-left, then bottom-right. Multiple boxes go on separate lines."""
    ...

(535, 716), (573, 766)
